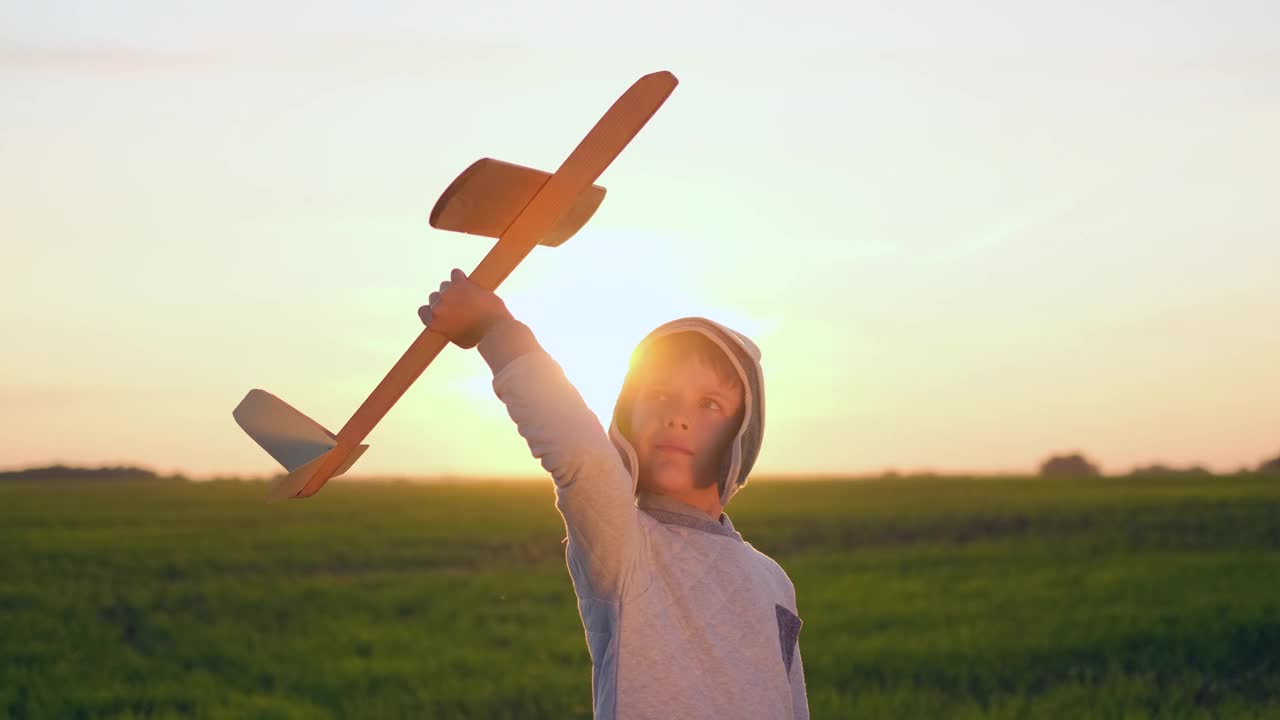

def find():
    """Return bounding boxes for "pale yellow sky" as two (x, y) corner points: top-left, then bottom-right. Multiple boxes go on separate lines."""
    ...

(2, 2), (1278, 478)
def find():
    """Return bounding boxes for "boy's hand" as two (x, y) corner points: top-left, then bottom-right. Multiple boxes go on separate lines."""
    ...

(418, 268), (512, 349)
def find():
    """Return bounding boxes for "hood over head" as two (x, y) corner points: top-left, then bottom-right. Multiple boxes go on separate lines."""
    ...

(608, 317), (765, 509)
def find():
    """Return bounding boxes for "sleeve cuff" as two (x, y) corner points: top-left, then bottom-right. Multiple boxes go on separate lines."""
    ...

(477, 316), (543, 375)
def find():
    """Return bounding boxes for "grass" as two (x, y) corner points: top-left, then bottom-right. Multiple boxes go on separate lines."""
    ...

(1, 473), (1277, 718)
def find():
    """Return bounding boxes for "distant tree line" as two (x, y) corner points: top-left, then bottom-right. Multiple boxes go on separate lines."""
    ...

(1039, 450), (1280, 478)
(1261, 453), (1280, 474)
(0, 464), (177, 482)
(5, 451), (1279, 484)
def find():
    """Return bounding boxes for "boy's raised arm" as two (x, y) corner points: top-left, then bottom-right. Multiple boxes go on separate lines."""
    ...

(476, 315), (646, 600)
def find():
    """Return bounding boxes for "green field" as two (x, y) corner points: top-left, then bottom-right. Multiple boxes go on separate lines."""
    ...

(2, 474), (1278, 719)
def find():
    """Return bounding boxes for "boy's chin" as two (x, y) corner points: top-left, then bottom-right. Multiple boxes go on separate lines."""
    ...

(638, 470), (697, 496)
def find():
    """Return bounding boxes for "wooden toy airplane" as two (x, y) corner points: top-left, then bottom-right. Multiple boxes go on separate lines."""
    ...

(233, 70), (679, 501)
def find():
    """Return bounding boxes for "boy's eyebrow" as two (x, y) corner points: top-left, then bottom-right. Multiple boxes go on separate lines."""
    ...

(645, 381), (736, 402)
(704, 386), (744, 406)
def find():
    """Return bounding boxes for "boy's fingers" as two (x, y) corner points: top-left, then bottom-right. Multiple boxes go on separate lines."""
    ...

(428, 291), (440, 307)
(418, 306), (431, 327)
(451, 268), (466, 282)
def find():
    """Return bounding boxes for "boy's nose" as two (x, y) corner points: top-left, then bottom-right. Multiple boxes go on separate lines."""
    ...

(663, 416), (689, 431)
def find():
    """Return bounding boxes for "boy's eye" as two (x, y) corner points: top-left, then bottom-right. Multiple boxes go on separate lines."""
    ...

(645, 389), (721, 411)
(646, 389), (669, 402)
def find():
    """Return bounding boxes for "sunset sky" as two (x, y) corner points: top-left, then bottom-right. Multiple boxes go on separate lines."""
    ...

(2, 2), (1277, 479)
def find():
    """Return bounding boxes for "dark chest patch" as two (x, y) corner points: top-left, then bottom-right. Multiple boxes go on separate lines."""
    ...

(775, 604), (802, 673)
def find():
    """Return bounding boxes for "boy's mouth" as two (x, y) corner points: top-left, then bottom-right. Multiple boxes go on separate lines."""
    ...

(654, 443), (694, 456)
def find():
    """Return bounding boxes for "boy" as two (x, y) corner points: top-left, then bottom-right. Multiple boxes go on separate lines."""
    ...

(419, 268), (809, 719)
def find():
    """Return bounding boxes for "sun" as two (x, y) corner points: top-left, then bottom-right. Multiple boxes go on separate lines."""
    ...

(473, 227), (759, 425)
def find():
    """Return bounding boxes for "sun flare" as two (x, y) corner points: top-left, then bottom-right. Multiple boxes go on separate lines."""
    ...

(454, 227), (768, 427)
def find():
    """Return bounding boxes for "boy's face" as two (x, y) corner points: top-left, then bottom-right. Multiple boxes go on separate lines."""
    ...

(629, 355), (744, 502)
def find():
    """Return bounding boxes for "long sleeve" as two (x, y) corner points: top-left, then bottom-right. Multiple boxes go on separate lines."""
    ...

(478, 317), (646, 601)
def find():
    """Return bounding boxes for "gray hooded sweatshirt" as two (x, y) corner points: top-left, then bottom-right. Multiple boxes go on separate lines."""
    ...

(477, 315), (808, 720)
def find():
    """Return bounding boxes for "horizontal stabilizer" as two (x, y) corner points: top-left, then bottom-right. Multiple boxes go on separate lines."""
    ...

(233, 388), (368, 479)
(429, 158), (606, 247)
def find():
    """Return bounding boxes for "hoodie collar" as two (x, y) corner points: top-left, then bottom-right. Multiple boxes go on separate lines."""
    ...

(637, 492), (742, 541)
